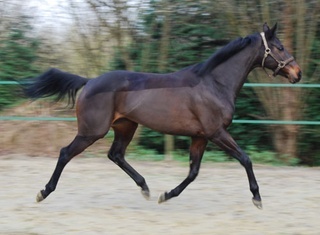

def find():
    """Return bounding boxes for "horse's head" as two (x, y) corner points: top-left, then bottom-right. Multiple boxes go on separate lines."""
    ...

(260, 23), (302, 84)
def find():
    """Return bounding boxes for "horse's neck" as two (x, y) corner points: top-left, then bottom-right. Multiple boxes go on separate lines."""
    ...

(209, 45), (260, 98)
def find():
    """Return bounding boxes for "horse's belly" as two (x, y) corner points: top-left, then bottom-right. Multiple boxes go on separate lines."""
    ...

(116, 100), (203, 136)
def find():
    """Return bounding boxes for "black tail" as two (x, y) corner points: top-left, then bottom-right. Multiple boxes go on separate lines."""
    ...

(23, 68), (89, 107)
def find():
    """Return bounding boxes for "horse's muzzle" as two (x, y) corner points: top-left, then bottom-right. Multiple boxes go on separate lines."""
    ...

(293, 70), (302, 84)
(289, 69), (302, 84)
(284, 64), (302, 84)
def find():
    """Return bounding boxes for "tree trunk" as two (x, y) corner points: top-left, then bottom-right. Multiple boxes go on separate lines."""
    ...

(157, 2), (174, 161)
(264, 4), (299, 160)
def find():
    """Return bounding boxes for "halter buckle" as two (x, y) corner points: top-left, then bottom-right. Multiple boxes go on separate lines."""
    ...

(265, 48), (271, 54)
(279, 61), (286, 68)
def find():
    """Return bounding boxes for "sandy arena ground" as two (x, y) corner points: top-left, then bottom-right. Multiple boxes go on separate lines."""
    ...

(0, 155), (319, 235)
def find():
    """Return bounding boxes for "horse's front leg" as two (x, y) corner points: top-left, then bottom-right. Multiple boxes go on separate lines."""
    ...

(211, 128), (262, 209)
(158, 137), (207, 203)
(108, 120), (150, 200)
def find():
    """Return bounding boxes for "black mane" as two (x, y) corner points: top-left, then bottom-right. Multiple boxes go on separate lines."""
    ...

(189, 35), (256, 76)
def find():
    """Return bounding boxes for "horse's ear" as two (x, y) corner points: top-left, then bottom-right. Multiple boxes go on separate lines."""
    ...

(263, 22), (270, 32)
(263, 22), (277, 39)
(270, 22), (278, 36)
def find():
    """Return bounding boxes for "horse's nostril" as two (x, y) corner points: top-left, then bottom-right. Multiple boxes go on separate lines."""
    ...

(298, 71), (302, 79)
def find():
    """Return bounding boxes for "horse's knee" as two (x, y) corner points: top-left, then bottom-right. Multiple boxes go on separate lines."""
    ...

(108, 152), (123, 165)
(57, 147), (70, 166)
(240, 155), (252, 168)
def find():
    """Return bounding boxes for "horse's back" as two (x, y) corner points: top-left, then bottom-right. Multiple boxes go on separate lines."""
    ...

(84, 70), (201, 97)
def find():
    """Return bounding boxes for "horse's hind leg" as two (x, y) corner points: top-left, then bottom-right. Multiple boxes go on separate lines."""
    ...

(108, 119), (150, 199)
(37, 93), (112, 202)
(36, 134), (103, 202)
(158, 136), (208, 203)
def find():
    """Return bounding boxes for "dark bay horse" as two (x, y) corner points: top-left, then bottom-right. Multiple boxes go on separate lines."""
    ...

(24, 23), (301, 209)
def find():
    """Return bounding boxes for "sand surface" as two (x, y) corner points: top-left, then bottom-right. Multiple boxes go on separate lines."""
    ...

(0, 155), (319, 235)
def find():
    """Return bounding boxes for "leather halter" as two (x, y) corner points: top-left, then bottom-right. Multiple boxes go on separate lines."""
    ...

(260, 32), (294, 77)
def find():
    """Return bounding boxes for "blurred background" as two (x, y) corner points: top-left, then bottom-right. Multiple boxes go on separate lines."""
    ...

(0, 0), (319, 166)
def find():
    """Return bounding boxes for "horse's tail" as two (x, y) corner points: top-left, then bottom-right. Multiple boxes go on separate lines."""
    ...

(23, 68), (90, 107)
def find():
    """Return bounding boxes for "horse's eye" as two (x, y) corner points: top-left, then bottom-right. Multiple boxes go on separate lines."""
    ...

(271, 43), (284, 51)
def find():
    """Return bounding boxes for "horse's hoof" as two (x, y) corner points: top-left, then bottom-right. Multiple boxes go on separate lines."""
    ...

(158, 192), (167, 204)
(252, 198), (263, 209)
(36, 191), (44, 203)
(141, 189), (150, 200)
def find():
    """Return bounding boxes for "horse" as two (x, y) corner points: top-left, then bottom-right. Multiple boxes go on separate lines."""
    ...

(24, 23), (301, 209)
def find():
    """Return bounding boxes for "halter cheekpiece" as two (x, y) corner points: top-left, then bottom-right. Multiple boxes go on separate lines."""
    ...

(260, 32), (294, 77)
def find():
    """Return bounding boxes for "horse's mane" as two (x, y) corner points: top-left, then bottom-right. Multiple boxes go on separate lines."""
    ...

(189, 34), (257, 76)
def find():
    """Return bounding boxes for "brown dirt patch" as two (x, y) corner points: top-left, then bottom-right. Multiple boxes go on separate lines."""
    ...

(1, 101), (110, 156)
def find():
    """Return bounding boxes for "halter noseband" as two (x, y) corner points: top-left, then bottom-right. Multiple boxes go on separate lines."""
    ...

(260, 32), (294, 77)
